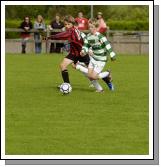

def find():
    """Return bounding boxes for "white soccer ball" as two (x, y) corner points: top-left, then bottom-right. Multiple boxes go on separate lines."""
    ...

(60, 82), (72, 94)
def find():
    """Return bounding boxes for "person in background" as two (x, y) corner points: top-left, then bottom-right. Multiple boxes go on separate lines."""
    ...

(49, 13), (64, 53)
(96, 12), (109, 35)
(34, 15), (46, 54)
(19, 16), (33, 54)
(75, 12), (88, 31)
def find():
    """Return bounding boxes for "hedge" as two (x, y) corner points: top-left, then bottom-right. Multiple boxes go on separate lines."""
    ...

(108, 20), (149, 31)
(5, 19), (149, 39)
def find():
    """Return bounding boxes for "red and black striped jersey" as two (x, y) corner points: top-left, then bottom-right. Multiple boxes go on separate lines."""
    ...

(50, 27), (83, 56)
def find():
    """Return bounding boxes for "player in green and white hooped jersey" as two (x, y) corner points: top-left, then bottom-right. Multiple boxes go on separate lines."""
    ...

(76, 18), (116, 90)
(73, 22), (104, 92)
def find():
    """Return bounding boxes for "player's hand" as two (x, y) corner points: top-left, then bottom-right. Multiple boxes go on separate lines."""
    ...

(80, 50), (86, 57)
(88, 49), (93, 56)
(111, 56), (116, 61)
(24, 27), (29, 29)
(71, 63), (76, 69)
(24, 27), (29, 31)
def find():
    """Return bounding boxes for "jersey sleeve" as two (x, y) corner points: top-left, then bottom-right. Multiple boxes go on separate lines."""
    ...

(49, 30), (70, 40)
(100, 35), (116, 58)
(81, 34), (90, 54)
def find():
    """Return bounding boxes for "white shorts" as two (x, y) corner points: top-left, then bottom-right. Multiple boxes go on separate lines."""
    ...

(88, 57), (106, 74)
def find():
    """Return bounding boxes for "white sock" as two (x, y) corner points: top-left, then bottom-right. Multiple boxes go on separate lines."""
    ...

(91, 80), (103, 91)
(76, 64), (88, 73)
(82, 72), (91, 81)
(98, 71), (109, 79)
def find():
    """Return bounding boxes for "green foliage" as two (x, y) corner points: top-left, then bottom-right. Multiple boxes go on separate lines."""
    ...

(108, 20), (149, 31)
(5, 5), (50, 20)
(5, 5), (149, 38)
(5, 54), (149, 155)
(6, 5), (149, 21)
(94, 5), (149, 21)
(5, 19), (149, 39)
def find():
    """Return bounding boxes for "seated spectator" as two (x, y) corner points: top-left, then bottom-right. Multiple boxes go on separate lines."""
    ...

(34, 15), (46, 54)
(19, 16), (33, 54)
(96, 12), (109, 34)
(75, 12), (88, 31)
(49, 13), (64, 53)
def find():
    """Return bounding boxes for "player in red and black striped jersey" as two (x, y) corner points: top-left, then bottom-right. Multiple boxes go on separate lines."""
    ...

(49, 15), (90, 84)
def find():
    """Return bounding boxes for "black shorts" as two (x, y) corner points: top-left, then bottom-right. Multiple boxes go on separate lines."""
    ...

(65, 54), (90, 66)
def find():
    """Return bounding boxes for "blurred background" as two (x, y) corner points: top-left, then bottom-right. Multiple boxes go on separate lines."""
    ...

(5, 5), (149, 55)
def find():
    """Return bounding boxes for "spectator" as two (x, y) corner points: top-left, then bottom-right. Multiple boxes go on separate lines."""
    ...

(96, 12), (109, 34)
(34, 15), (46, 54)
(75, 12), (88, 31)
(49, 13), (64, 53)
(19, 16), (33, 54)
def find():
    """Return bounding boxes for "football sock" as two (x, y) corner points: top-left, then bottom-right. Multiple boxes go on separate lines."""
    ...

(77, 64), (110, 79)
(91, 80), (103, 91)
(102, 77), (114, 90)
(102, 76), (110, 84)
(98, 71), (109, 79)
(61, 69), (70, 83)
(76, 64), (88, 73)
(82, 72), (91, 80)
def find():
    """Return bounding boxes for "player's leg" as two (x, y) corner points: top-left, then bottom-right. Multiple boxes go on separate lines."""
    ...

(21, 38), (26, 54)
(88, 68), (103, 92)
(76, 59), (113, 89)
(76, 63), (88, 73)
(102, 70), (114, 91)
(86, 59), (108, 80)
(60, 57), (73, 83)
(75, 55), (90, 81)
(76, 55), (103, 91)
(76, 63), (110, 80)
(90, 62), (114, 91)
(77, 57), (114, 91)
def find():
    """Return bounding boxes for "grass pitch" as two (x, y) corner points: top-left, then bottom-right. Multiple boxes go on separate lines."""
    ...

(5, 53), (149, 155)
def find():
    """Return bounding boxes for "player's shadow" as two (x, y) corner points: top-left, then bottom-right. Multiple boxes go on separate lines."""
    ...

(72, 86), (94, 92)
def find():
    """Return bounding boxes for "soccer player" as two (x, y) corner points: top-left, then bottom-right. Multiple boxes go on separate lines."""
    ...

(76, 18), (116, 90)
(50, 16), (103, 92)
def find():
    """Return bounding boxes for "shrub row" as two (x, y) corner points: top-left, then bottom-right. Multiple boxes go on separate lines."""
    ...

(108, 20), (149, 31)
(5, 19), (149, 39)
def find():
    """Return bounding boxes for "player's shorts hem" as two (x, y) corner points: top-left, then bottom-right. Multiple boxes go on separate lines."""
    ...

(65, 54), (90, 66)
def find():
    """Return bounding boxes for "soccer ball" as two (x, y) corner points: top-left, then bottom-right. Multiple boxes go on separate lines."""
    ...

(60, 82), (72, 94)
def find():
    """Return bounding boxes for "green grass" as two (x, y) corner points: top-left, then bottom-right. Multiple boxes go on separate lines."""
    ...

(5, 53), (149, 155)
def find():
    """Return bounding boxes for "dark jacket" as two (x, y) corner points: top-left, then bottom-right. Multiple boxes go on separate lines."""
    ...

(20, 21), (33, 37)
(50, 20), (64, 35)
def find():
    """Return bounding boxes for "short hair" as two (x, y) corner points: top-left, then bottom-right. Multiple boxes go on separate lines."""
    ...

(24, 16), (30, 21)
(64, 15), (75, 25)
(78, 11), (83, 15)
(88, 18), (99, 28)
(55, 13), (60, 17)
(74, 20), (79, 26)
(97, 12), (103, 16)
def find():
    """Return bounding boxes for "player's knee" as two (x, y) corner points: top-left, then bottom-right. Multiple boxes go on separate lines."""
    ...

(87, 73), (95, 80)
(71, 63), (76, 69)
(60, 62), (66, 70)
(89, 74), (98, 80)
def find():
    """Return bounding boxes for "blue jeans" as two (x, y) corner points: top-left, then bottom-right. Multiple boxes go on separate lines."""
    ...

(34, 34), (42, 54)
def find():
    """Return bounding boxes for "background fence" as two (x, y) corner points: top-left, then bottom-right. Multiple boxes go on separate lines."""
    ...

(5, 28), (149, 55)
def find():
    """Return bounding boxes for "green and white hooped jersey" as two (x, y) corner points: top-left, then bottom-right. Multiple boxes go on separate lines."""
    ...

(82, 32), (116, 62)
